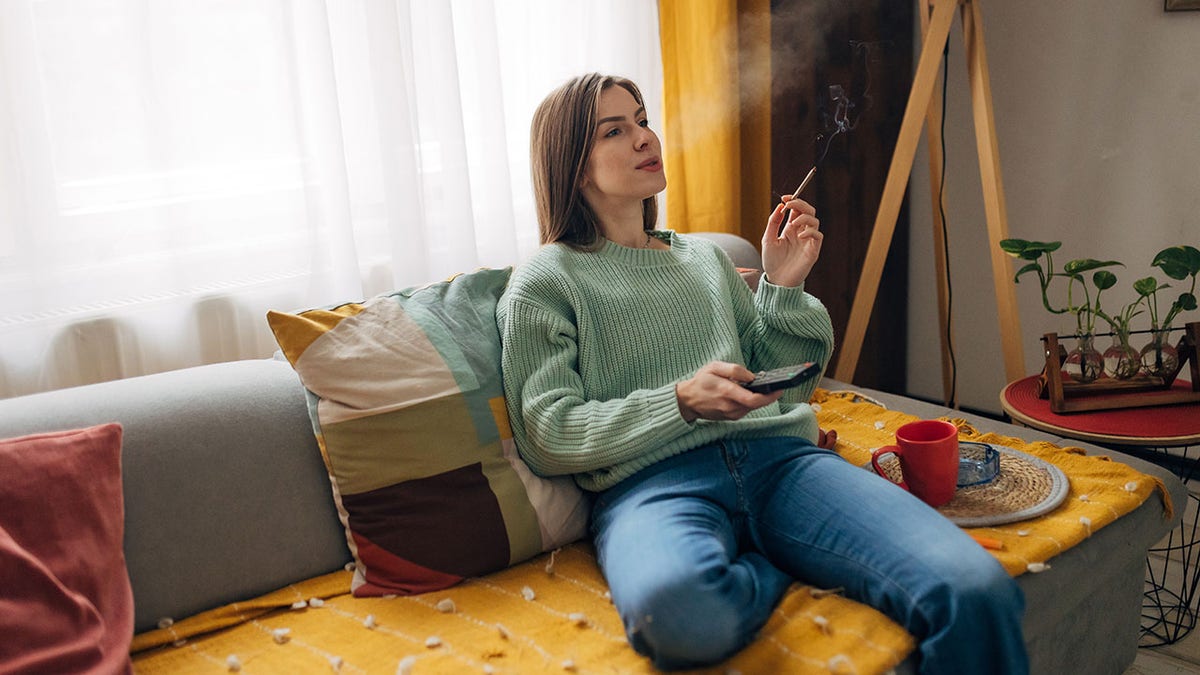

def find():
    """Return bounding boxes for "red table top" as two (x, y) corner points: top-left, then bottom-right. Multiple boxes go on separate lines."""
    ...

(1001, 375), (1200, 448)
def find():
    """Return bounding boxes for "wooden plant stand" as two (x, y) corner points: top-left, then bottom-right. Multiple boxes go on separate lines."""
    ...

(1037, 322), (1200, 413)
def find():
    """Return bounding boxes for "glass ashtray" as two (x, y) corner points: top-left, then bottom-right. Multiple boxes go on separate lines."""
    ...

(957, 441), (1000, 488)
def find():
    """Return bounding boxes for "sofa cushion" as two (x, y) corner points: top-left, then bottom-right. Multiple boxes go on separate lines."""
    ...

(267, 268), (589, 596)
(0, 423), (134, 674)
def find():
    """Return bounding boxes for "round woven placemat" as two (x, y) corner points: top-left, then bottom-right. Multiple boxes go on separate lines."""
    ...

(869, 444), (1070, 527)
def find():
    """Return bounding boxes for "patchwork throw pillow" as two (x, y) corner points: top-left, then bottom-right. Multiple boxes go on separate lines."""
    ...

(0, 423), (134, 674)
(267, 267), (589, 596)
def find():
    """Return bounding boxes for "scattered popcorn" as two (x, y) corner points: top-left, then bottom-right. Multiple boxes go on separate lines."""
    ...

(330, 655), (344, 671)
(425, 636), (442, 649)
(1080, 516), (1093, 535)
(545, 548), (560, 575)
(364, 615), (377, 630)
(603, 590), (612, 601)
(521, 586), (536, 601)
(157, 617), (175, 630)
(874, 421), (886, 430)
(1125, 481), (1139, 492)
(561, 659), (577, 671)
(811, 403), (822, 412)
(344, 562), (357, 572)
(568, 612), (588, 627)
(309, 598), (325, 608)
(291, 600), (308, 610)
(383, 594), (398, 600)
(1078, 494), (1090, 502)
(827, 653), (853, 673)
(226, 655), (242, 672)
(496, 624), (511, 640)
(272, 628), (291, 644)
(172, 639), (188, 648)
(396, 655), (417, 675)
(483, 665), (496, 674)
(812, 615), (831, 635)
(1017, 530), (1030, 537)
(1026, 562), (1050, 573)
(436, 598), (456, 613)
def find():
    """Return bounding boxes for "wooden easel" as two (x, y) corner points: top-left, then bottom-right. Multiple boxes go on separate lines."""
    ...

(831, 0), (1025, 406)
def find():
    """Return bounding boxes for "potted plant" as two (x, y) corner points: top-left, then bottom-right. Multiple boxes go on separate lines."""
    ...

(1000, 239), (1120, 383)
(1134, 245), (1200, 377)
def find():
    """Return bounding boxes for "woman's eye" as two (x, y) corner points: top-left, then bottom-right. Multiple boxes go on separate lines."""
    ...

(604, 127), (621, 138)
(638, 119), (649, 128)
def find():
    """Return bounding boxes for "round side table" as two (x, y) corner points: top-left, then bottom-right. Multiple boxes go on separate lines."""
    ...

(1001, 375), (1200, 647)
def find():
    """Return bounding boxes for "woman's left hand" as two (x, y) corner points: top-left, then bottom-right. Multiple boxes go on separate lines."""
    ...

(761, 197), (823, 288)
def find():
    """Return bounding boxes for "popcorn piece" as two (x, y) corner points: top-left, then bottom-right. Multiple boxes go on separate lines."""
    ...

(272, 628), (291, 644)
(226, 655), (242, 672)
(1078, 494), (1090, 502)
(545, 548), (560, 575)
(436, 598), (456, 613)
(344, 562), (357, 572)
(561, 659), (577, 671)
(827, 654), (853, 674)
(291, 600), (308, 610)
(497, 624), (511, 640)
(309, 597), (325, 608)
(568, 612), (588, 627)
(397, 656), (417, 675)
(1125, 481), (1139, 492)
(812, 614), (831, 635)
(521, 586), (536, 601)
(874, 421), (886, 430)
(330, 655), (344, 671)
(1026, 562), (1050, 573)
(157, 617), (175, 630)
(1016, 530), (1030, 537)
(364, 614), (377, 630)
(425, 636), (442, 648)
(172, 639), (188, 648)
(1080, 516), (1093, 535)
(483, 665), (496, 674)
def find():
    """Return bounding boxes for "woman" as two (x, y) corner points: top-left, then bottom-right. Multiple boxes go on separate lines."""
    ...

(497, 73), (1027, 674)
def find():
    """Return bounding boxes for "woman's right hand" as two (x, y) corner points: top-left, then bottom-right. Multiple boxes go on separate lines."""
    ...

(675, 361), (784, 423)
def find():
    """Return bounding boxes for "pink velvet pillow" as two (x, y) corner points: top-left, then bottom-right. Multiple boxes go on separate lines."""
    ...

(0, 423), (133, 675)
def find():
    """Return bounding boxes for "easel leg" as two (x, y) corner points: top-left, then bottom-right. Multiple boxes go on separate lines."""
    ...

(920, 0), (957, 407)
(962, 0), (1026, 384)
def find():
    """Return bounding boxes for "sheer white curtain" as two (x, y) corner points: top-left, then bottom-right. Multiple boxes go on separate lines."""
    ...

(0, 0), (663, 398)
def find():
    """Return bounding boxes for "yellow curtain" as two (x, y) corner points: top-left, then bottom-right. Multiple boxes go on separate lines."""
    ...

(658, 0), (771, 244)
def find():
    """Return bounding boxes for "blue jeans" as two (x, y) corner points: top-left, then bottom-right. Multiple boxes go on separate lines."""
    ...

(590, 437), (1028, 674)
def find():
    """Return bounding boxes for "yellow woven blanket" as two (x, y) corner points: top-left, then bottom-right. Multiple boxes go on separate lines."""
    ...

(131, 390), (1169, 674)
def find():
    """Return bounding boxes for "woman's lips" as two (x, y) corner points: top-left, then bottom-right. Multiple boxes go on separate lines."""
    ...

(636, 158), (662, 172)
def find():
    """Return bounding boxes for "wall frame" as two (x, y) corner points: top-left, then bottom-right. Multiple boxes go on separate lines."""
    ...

(1166, 0), (1200, 11)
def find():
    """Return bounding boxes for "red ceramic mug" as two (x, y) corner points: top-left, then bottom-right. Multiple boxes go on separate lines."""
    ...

(870, 419), (960, 507)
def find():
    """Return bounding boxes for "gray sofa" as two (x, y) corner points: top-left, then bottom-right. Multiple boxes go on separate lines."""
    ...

(0, 233), (1185, 674)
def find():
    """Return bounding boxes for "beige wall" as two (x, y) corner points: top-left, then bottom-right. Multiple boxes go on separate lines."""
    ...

(905, 1), (1200, 414)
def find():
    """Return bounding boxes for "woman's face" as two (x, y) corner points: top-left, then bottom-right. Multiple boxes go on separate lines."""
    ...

(581, 85), (666, 208)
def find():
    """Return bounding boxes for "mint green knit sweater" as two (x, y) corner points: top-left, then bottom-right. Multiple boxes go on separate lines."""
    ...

(497, 231), (835, 491)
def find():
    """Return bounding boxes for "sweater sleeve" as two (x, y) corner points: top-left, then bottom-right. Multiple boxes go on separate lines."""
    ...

(498, 293), (695, 479)
(729, 265), (835, 405)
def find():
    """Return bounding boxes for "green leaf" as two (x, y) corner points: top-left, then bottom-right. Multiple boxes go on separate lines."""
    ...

(1013, 262), (1041, 283)
(1064, 258), (1122, 275)
(1152, 246), (1200, 280)
(1092, 270), (1117, 290)
(999, 239), (1061, 261)
(1178, 292), (1198, 312)
(1134, 276), (1162, 297)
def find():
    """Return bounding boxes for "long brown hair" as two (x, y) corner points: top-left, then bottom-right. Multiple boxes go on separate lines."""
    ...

(529, 73), (659, 249)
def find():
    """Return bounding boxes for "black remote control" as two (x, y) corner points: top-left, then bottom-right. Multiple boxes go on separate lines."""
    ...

(742, 362), (820, 393)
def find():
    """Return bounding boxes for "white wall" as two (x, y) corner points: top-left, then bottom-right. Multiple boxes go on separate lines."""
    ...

(905, 1), (1200, 414)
